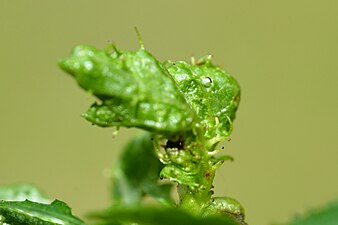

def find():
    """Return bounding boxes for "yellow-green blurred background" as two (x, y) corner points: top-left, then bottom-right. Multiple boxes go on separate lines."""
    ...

(1, 1), (337, 224)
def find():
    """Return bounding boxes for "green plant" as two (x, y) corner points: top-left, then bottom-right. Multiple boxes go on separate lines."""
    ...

(0, 34), (337, 225)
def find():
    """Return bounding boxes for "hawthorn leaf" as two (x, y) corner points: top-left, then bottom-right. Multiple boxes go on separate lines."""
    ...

(0, 200), (85, 225)
(165, 57), (241, 141)
(59, 45), (195, 134)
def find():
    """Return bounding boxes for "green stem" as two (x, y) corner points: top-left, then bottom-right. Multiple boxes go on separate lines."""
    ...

(177, 152), (218, 215)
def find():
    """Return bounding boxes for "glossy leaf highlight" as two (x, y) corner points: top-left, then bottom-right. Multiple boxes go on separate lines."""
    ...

(0, 200), (85, 225)
(0, 184), (50, 204)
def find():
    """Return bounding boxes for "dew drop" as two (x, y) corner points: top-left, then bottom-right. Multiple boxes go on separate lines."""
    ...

(201, 76), (213, 86)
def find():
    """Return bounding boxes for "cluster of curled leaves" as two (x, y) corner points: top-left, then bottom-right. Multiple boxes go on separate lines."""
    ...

(1, 43), (338, 225)
(58, 43), (244, 225)
(58, 44), (241, 141)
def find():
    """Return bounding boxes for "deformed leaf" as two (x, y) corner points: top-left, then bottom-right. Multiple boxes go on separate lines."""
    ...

(59, 45), (195, 134)
(0, 199), (85, 225)
(0, 184), (50, 204)
(92, 206), (241, 225)
(165, 57), (241, 140)
(112, 132), (173, 206)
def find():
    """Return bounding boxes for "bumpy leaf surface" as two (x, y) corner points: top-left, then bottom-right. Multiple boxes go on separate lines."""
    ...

(165, 58), (240, 140)
(59, 45), (241, 138)
(59, 46), (195, 134)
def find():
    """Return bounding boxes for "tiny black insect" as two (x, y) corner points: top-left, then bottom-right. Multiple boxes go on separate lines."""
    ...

(165, 138), (184, 150)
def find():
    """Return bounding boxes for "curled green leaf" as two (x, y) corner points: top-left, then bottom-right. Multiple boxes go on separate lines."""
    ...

(59, 45), (195, 134)
(165, 57), (241, 141)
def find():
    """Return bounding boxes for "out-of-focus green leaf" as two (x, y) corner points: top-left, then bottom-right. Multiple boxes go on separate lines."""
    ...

(59, 45), (195, 134)
(112, 132), (173, 206)
(93, 206), (241, 225)
(282, 201), (338, 225)
(0, 199), (85, 225)
(165, 57), (241, 141)
(0, 184), (50, 204)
